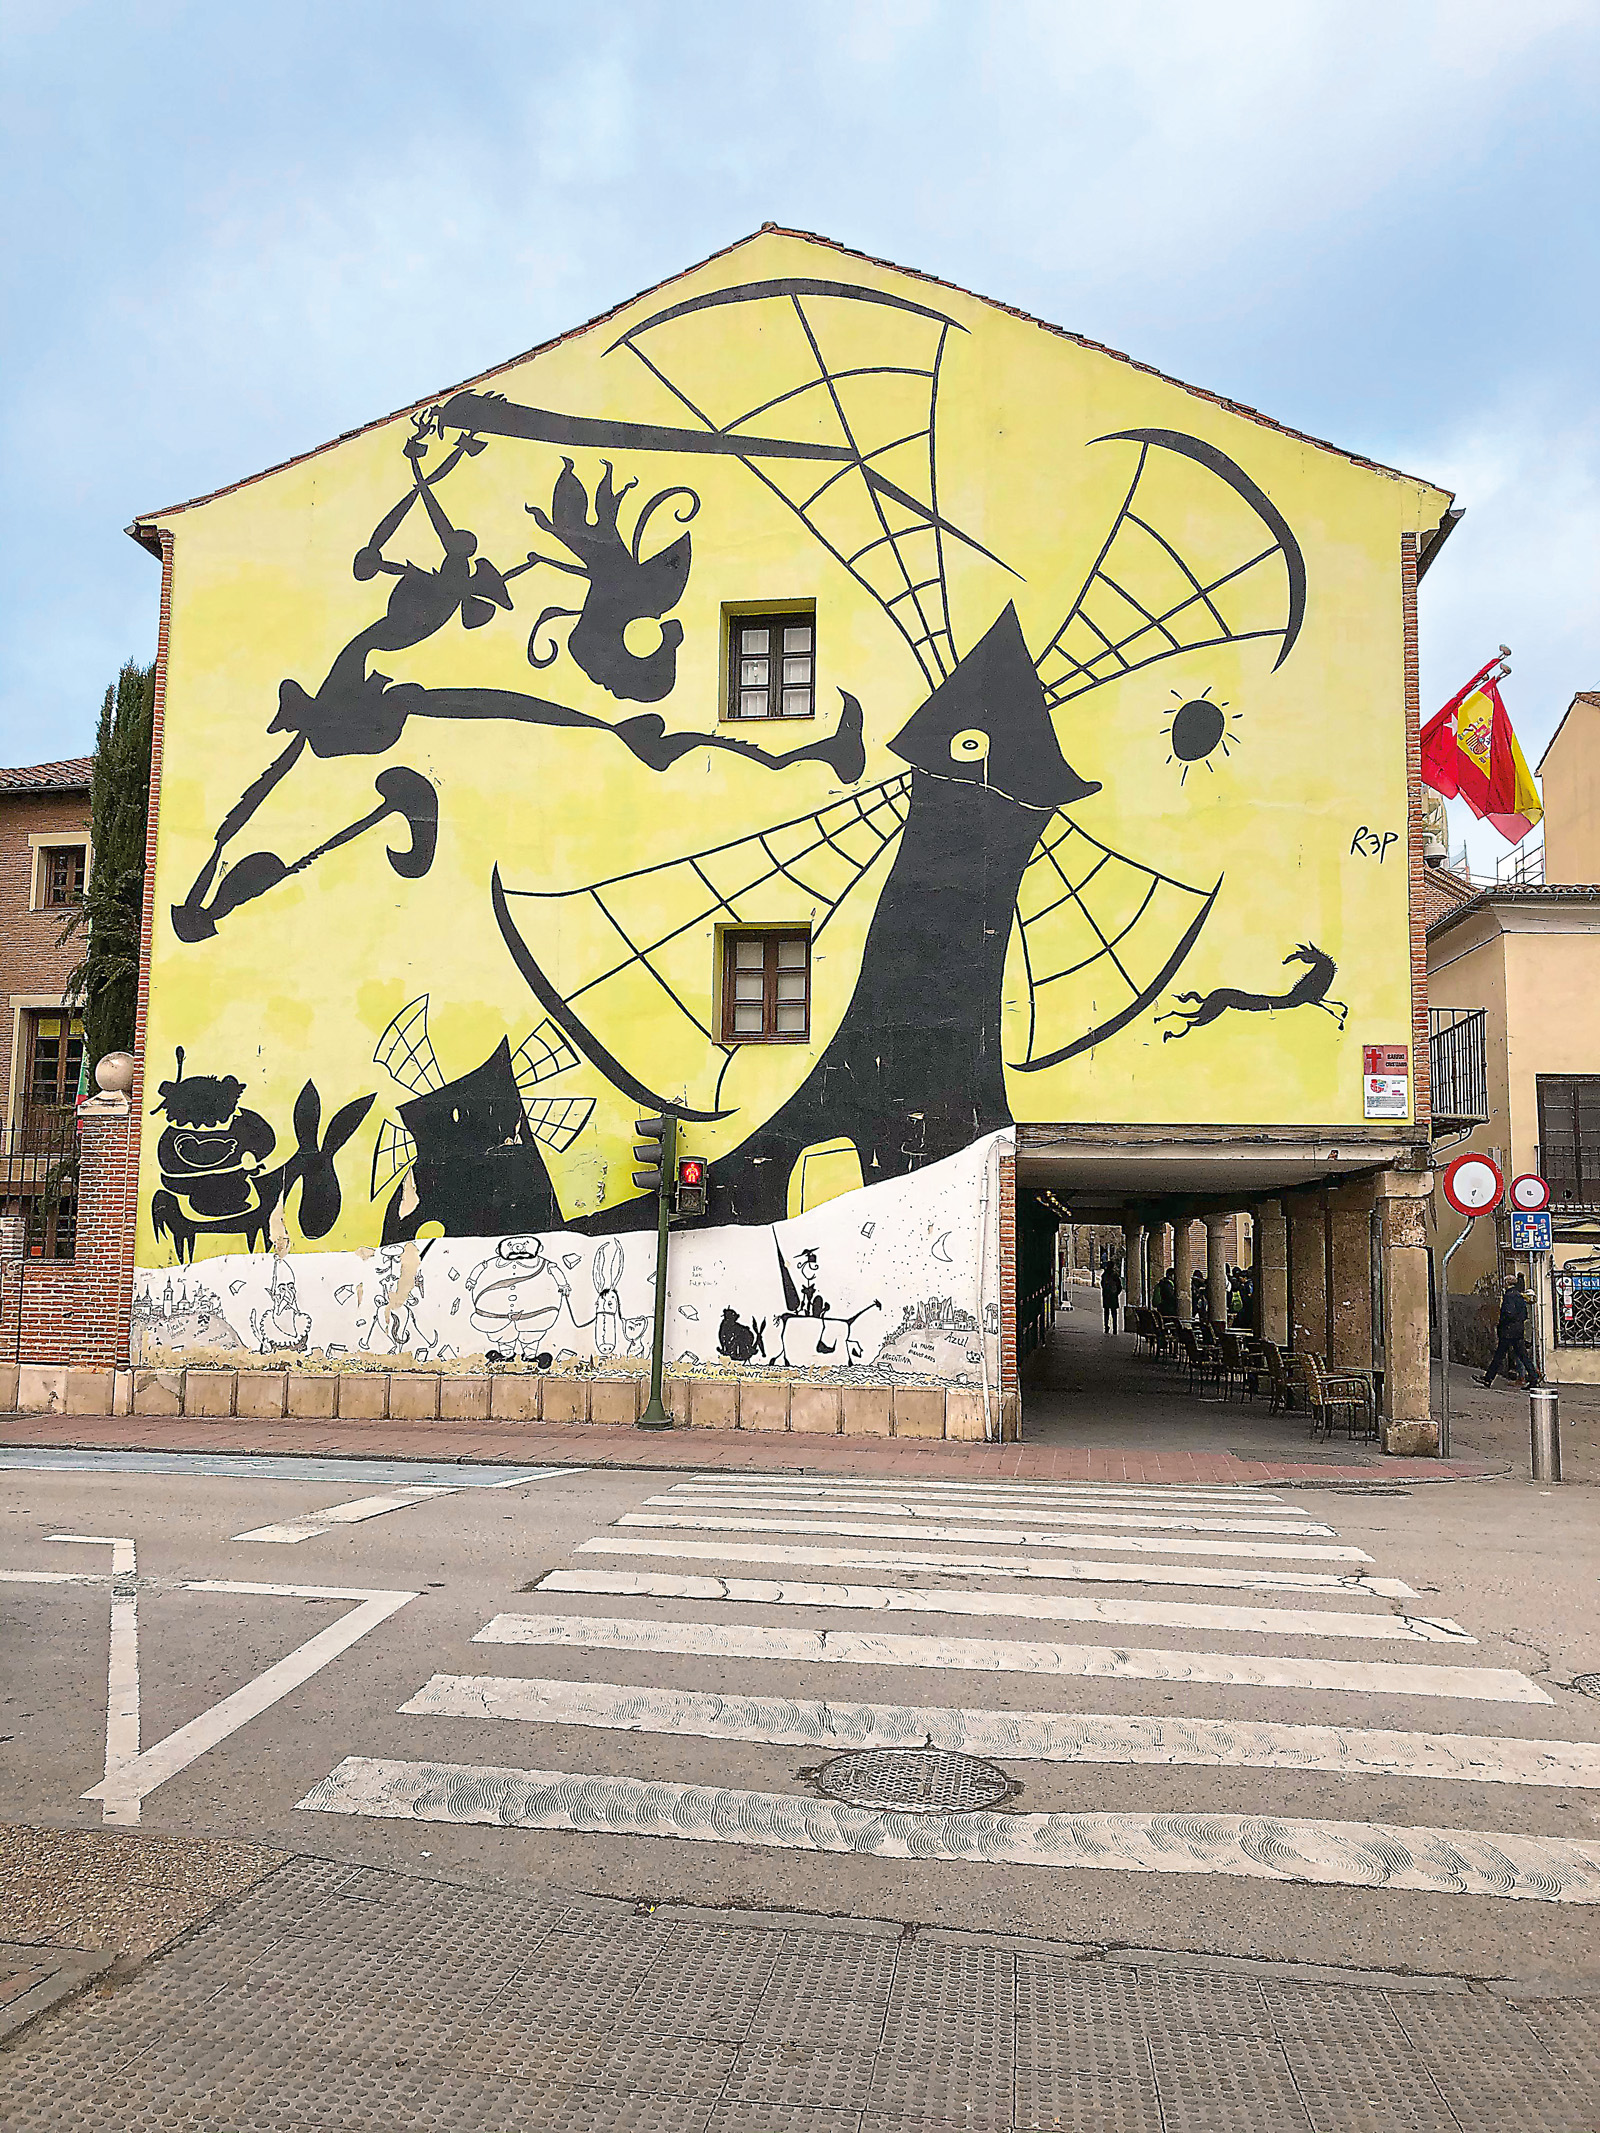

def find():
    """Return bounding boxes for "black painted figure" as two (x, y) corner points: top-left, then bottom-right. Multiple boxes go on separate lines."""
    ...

(1156, 943), (1348, 1042)
(151, 1050), (372, 1261)
(524, 460), (697, 702)
(382, 1040), (561, 1244)
(709, 605), (1099, 1222)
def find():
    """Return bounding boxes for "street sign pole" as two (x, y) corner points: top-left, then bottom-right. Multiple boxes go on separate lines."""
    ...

(635, 1113), (677, 1429)
(1437, 1152), (1509, 1461)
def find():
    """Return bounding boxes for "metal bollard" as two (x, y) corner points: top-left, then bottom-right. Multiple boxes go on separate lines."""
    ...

(1530, 1386), (1562, 1483)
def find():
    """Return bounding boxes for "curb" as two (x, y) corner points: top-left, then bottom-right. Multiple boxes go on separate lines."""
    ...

(0, 1429), (1506, 1487)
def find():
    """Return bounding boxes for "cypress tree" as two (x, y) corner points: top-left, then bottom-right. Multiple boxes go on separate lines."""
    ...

(62, 659), (155, 1067)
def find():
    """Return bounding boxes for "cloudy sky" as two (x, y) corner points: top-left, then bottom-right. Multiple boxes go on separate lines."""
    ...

(5, 1), (1597, 869)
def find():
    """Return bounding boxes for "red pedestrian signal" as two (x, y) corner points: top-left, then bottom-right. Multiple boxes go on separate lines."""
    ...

(674, 1156), (708, 1217)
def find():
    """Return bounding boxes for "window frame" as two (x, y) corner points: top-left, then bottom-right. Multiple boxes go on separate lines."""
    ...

(725, 609), (816, 722)
(720, 928), (812, 1045)
(23, 1008), (86, 1112)
(28, 835), (90, 913)
(40, 844), (87, 908)
(1537, 1074), (1600, 1204)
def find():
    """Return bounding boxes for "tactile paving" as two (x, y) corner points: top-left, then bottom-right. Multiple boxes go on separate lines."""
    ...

(4, 1867), (1596, 2132)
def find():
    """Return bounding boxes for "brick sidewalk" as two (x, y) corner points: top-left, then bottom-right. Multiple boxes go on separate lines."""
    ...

(6, 1852), (1593, 2130)
(0, 1411), (1500, 1484)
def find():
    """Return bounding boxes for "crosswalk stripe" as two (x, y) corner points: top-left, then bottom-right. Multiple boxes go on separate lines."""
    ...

(233, 1487), (461, 1544)
(298, 1756), (1600, 1903)
(581, 1536), (1417, 1599)
(491, 1603), (1521, 1690)
(402, 1674), (1599, 1788)
(524, 1572), (1475, 1643)
(670, 1478), (1298, 1508)
(618, 1513), (1363, 1564)
(657, 1493), (1331, 1527)
(640, 1499), (1340, 1539)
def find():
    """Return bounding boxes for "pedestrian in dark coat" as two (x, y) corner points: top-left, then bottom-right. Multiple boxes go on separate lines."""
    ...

(1479, 1280), (1539, 1388)
(1100, 1256), (1123, 1333)
(1154, 1269), (1179, 1319)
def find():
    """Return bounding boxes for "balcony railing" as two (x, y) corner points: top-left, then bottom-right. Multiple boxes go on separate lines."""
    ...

(1429, 1007), (1489, 1131)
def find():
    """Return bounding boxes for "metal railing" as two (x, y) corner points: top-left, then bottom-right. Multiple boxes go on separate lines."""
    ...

(1553, 1265), (1600, 1347)
(0, 1106), (79, 1260)
(1428, 1007), (1489, 1130)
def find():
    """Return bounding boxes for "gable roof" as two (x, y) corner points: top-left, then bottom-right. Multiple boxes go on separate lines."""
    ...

(1427, 880), (1600, 945)
(1536, 690), (1600, 776)
(1419, 863), (1478, 930)
(0, 757), (94, 794)
(128, 224), (1454, 556)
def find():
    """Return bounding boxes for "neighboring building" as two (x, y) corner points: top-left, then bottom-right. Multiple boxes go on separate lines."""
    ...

(1428, 689), (1600, 1381)
(121, 228), (1453, 1442)
(0, 759), (92, 1256)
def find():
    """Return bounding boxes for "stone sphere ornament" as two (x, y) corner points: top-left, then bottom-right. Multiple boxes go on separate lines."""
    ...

(95, 1052), (137, 1096)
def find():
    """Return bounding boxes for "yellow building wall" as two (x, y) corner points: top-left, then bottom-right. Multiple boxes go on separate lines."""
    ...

(1540, 699), (1600, 885)
(135, 231), (1448, 1279)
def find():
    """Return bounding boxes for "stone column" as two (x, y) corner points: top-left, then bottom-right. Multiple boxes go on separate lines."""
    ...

(1172, 1218), (1197, 1324)
(1254, 1201), (1288, 1345)
(1123, 1222), (1145, 1309)
(1328, 1184), (1375, 1371)
(1205, 1214), (1231, 1324)
(1287, 1194), (1328, 1356)
(1374, 1168), (1436, 1453)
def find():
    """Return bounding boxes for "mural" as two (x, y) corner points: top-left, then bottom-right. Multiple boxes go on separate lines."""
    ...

(135, 233), (1448, 1361)
(133, 1131), (1006, 1381)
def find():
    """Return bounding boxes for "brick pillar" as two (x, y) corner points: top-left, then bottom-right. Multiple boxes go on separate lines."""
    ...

(7, 1113), (136, 1367)
(1329, 1184), (1375, 1371)
(1255, 1201), (1288, 1345)
(1287, 1195), (1328, 1357)
(1205, 1213), (1231, 1324)
(1172, 1218), (1197, 1325)
(1123, 1222), (1145, 1309)
(1375, 1168), (1436, 1452)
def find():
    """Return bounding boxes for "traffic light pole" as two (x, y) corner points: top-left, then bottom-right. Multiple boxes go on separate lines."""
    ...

(639, 1113), (677, 1429)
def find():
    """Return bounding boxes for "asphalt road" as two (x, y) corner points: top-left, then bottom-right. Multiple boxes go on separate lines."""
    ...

(2, 1448), (1597, 1986)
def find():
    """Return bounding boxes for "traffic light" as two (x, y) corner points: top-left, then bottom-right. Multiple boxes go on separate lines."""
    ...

(632, 1114), (673, 1193)
(674, 1155), (707, 1218)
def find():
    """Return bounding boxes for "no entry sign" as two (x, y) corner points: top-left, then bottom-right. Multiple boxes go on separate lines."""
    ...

(1442, 1152), (1504, 1217)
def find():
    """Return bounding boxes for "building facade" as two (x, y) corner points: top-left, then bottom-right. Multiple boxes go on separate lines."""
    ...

(123, 229), (1452, 1441)
(0, 759), (92, 1256)
(1429, 689), (1600, 1382)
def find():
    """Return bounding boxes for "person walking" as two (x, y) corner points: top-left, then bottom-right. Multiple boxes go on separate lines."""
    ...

(1191, 1264), (1208, 1323)
(1154, 1268), (1179, 1319)
(1100, 1254), (1123, 1333)
(1479, 1277), (1540, 1389)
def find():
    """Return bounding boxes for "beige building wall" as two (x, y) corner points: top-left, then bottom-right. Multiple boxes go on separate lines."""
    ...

(1427, 891), (1600, 1382)
(1537, 692), (1600, 886)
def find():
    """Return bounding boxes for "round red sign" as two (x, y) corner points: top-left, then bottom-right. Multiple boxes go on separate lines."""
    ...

(1442, 1152), (1504, 1217)
(1509, 1172), (1550, 1213)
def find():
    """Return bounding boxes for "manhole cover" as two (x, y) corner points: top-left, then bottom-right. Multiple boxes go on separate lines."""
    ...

(817, 1747), (1014, 1815)
(1572, 1674), (1600, 1701)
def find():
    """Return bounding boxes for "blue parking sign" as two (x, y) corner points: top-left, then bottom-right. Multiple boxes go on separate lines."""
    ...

(1510, 1210), (1552, 1251)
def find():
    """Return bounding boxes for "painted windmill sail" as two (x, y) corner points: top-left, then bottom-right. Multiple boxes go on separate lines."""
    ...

(606, 278), (998, 690)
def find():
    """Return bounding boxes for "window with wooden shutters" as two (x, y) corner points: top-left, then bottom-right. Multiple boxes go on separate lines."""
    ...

(40, 845), (86, 907)
(1538, 1076), (1600, 1204)
(721, 931), (811, 1042)
(727, 613), (815, 719)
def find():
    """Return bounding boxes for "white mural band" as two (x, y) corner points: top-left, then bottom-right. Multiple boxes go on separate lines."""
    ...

(133, 1130), (1009, 1387)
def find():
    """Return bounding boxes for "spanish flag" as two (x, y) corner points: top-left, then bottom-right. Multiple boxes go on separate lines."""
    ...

(1421, 660), (1543, 845)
